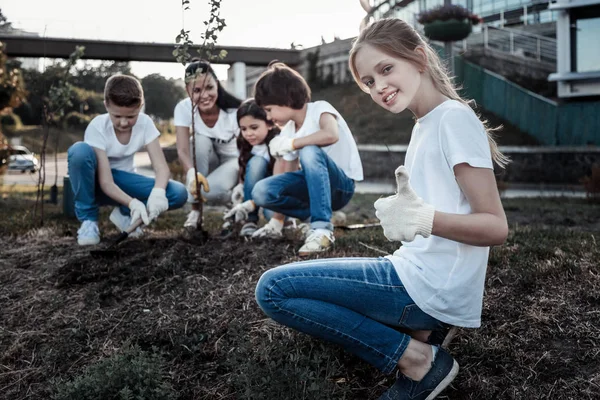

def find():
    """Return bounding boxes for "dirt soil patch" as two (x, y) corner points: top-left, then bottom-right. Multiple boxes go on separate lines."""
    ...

(1, 197), (599, 399)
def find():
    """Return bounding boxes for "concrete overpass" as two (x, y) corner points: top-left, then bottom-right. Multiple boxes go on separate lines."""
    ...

(0, 35), (301, 66)
(0, 34), (302, 99)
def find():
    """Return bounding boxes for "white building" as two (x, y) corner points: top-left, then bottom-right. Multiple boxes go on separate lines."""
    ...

(548, 0), (600, 98)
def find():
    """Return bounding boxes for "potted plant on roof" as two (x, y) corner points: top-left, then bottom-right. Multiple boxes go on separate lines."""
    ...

(417, 5), (482, 42)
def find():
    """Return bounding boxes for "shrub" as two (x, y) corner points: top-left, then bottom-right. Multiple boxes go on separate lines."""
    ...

(417, 5), (482, 25)
(51, 345), (177, 400)
(0, 112), (23, 131)
(63, 111), (91, 130)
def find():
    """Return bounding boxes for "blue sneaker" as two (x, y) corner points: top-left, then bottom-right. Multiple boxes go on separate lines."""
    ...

(378, 347), (459, 400)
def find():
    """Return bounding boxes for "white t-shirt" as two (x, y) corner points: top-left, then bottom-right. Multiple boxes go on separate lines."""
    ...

(279, 101), (363, 181)
(251, 143), (270, 163)
(84, 113), (160, 173)
(173, 98), (239, 156)
(386, 100), (494, 328)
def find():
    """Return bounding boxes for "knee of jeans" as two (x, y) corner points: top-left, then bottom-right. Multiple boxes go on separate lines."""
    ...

(169, 181), (188, 209)
(299, 145), (324, 167)
(68, 142), (95, 165)
(255, 267), (294, 313)
(251, 179), (272, 208)
(246, 157), (268, 180)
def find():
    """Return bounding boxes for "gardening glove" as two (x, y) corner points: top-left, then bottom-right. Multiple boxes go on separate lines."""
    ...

(374, 166), (435, 242)
(147, 188), (169, 221)
(186, 168), (210, 201)
(268, 136), (295, 157)
(231, 183), (244, 206)
(223, 200), (256, 223)
(129, 198), (151, 226)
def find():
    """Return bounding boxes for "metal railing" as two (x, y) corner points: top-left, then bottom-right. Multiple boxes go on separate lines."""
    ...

(457, 25), (557, 64)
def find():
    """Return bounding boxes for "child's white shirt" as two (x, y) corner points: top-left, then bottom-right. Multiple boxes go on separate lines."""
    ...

(279, 101), (363, 181)
(386, 100), (494, 328)
(173, 98), (239, 156)
(84, 113), (160, 173)
(251, 143), (270, 162)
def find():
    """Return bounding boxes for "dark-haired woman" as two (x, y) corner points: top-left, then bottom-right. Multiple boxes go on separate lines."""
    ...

(224, 99), (282, 237)
(174, 60), (243, 228)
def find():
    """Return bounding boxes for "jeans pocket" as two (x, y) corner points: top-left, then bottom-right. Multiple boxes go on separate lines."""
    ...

(398, 304), (445, 331)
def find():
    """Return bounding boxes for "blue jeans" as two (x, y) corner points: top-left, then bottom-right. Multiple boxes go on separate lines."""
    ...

(255, 257), (447, 374)
(251, 145), (355, 231)
(67, 142), (187, 221)
(244, 155), (274, 223)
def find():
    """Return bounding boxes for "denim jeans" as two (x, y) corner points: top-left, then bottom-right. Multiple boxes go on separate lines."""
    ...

(68, 142), (188, 221)
(244, 155), (274, 223)
(251, 145), (355, 231)
(255, 257), (447, 374)
(190, 134), (239, 204)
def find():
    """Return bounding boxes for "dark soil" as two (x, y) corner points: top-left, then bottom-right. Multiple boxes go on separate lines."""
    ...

(1, 197), (599, 399)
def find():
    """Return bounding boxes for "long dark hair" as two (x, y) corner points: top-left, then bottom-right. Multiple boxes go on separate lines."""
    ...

(185, 59), (242, 110)
(236, 98), (279, 182)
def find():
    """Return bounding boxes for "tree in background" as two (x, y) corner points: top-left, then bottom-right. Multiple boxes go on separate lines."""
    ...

(71, 61), (134, 93)
(0, 9), (27, 165)
(141, 74), (186, 120)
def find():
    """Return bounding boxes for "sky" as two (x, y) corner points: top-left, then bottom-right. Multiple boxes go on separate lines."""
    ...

(2, 0), (367, 80)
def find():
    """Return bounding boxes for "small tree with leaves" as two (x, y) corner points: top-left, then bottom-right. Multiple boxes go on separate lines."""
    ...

(173, 0), (227, 235)
(34, 46), (85, 224)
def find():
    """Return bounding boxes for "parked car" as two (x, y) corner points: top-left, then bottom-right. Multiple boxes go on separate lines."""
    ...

(8, 145), (39, 173)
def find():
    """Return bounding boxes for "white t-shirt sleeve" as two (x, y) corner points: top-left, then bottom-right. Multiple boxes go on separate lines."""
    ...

(141, 114), (161, 146)
(84, 116), (107, 151)
(313, 101), (340, 120)
(439, 108), (494, 172)
(173, 99), (192, 128)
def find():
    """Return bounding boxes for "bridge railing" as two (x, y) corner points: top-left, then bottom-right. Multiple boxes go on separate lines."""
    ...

(457, 25), (557, 64)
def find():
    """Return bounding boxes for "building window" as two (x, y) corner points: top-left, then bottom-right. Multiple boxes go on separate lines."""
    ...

(571, 7), (600, 73)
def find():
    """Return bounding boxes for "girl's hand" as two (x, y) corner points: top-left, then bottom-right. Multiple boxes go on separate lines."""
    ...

(147, 188), (169, 221)
(374, 166), (435, 242)
(231, 183), (244, 205)
(224, 200), (256, 223)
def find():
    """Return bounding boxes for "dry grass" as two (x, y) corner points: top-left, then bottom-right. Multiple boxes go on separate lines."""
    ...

(0, 190), (599, 399)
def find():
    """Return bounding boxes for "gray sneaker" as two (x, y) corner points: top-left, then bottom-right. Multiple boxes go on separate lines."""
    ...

(240, 222), (258, 237)
(378, 347), (459, 400)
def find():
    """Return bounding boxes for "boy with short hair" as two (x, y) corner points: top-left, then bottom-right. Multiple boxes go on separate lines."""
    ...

(68, 74), (187, 245)
(251, 62), (363, 255)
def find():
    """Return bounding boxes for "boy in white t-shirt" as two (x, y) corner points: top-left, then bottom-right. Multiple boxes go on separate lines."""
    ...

(67, 75), (187, 245)
(251, 62), (363, 255)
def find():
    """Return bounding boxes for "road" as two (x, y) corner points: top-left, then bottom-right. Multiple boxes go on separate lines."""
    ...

(0, 152), (152, 187)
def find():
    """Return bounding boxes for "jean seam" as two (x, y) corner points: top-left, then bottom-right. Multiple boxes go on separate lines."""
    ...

(265, 274), (406, 372)
(266, 280), (399, 370)
(383, 335), (410, 375)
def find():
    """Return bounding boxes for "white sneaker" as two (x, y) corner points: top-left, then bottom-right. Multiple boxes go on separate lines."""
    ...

(298, 229), (335, 256)
(109, 207), (144, 238)
(77, 220), (100, 246)
(184, 210), (201, 229)
(251, 220), (283, 239)
(240, 222), (258, 237)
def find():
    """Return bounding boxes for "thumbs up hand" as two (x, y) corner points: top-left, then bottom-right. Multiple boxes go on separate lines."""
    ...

(373, 166), (435, 242)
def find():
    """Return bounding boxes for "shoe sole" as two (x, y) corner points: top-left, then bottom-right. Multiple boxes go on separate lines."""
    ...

(78, 239), (100, 246)
(425, 360), (459, 400)
(298, 248), (331, 257)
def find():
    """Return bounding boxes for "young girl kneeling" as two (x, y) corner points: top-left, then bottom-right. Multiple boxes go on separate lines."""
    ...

(224, 99), (281, 237)
(255, 19), (509, 400)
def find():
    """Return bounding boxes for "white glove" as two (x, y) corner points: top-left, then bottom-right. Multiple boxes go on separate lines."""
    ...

(186, 168), (197, 188)
(251, 217), (284, 238)
(231, 183), (244, 206)
(186, 168), (209, 201)
(129, 198), (151, 226)
(268, 136), (295, 157)
(147, 188), (169, 221)
(373, 166), (435, 242)
(223, 200), (256, 223)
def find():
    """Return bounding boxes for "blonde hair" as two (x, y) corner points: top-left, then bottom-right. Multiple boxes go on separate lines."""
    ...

(349, 18), (509, 168)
